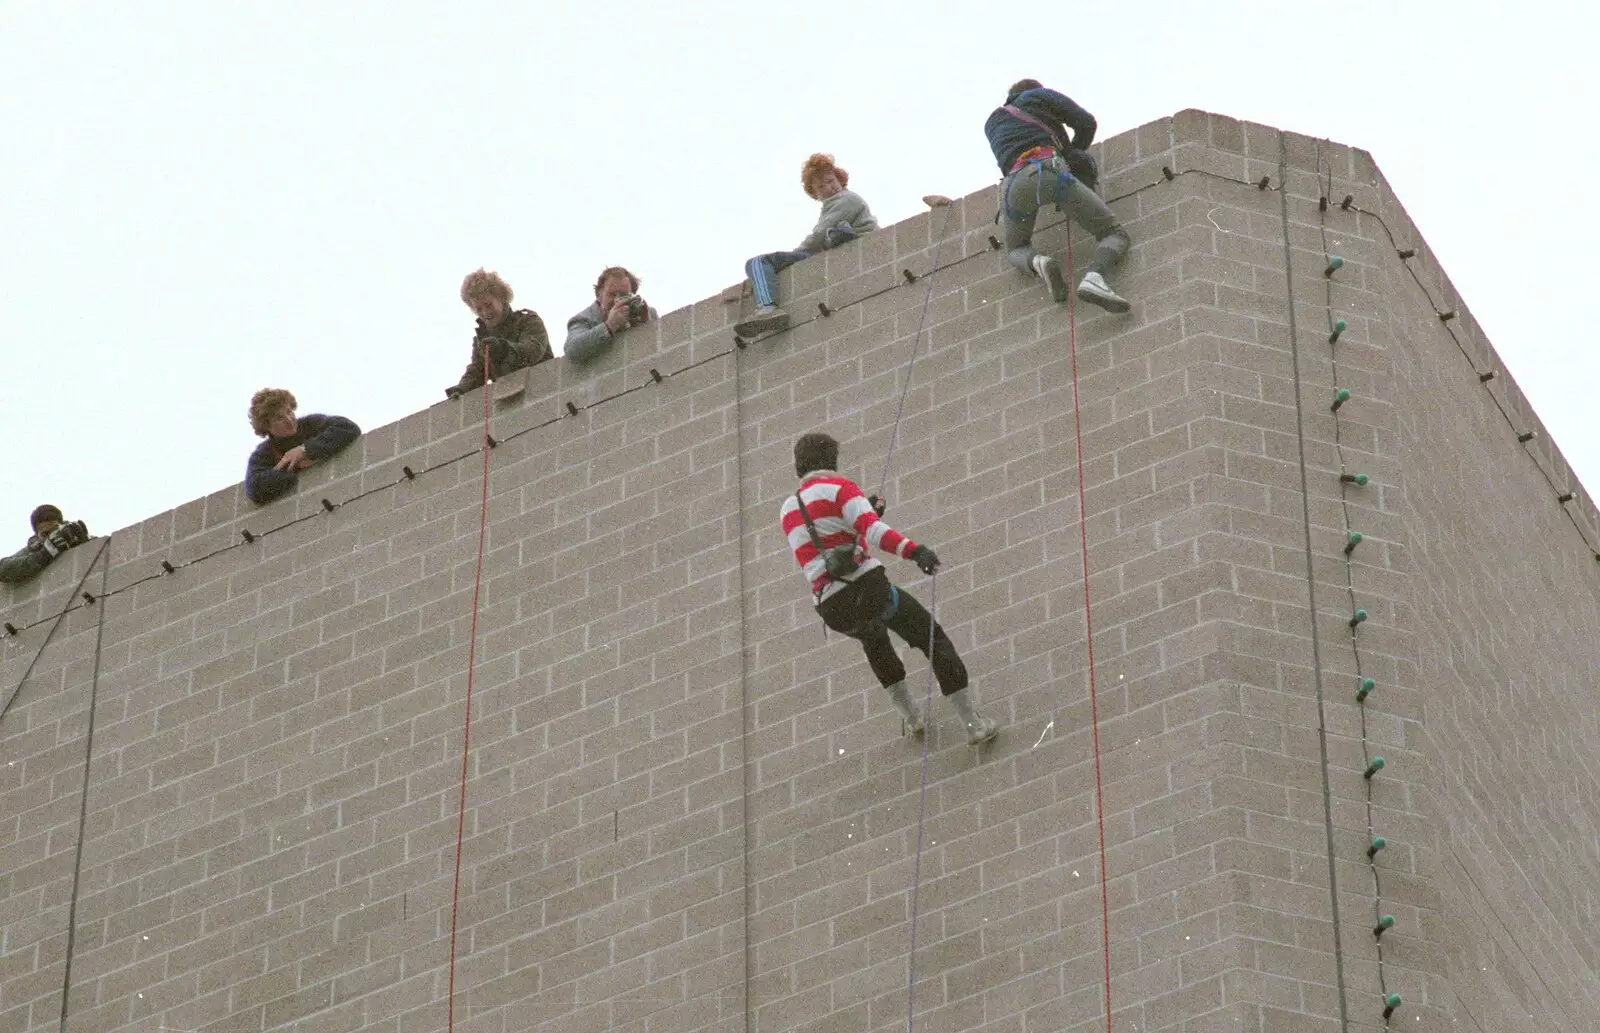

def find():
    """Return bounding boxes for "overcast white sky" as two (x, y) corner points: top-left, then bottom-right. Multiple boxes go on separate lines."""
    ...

(3, 0), (1594, 539)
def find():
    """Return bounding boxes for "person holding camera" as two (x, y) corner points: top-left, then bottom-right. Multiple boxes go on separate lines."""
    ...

(779, 432), (998, 745)
(564, 266), (657, 363)
(0, 505), (92, 585)
(984, 78), (1131, 314)
(447, 268), (553, 399)
(733, 153), (879, 339)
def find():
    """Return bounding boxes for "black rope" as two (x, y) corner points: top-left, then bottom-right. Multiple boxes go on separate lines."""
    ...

(1278, 136), (1351, 1033)
(56, 542), (112, 1033)
(0, 537), (111, 724)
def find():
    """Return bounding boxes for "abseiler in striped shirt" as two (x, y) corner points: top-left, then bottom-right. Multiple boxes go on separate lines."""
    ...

(779, 469), (918, 602)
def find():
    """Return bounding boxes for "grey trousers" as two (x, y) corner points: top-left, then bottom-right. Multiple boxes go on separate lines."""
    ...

(1001, 157), (1129, 279)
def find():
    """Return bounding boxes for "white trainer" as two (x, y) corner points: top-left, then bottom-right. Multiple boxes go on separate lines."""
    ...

(1075, 272), (1130, 314)
(1032, 254), (1070, 303)
(734, 305), (790, 337)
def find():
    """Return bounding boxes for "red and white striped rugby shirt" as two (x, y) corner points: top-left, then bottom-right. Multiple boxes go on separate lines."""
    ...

(778, 470), (918, 602)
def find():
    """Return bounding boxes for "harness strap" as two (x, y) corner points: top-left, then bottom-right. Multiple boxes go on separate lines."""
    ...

(1003, 103), (1072, 154)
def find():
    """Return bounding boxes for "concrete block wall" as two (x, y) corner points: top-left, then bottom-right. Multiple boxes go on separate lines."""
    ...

(2, 109), (1596, 1033)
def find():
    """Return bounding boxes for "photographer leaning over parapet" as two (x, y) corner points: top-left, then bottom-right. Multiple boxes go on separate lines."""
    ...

(564, 266), (657, 363)
(0, 505), (91, 585)
(985, 77), (1131, 314)
(446, 268), (553, 400)
(244, 389), (362, 505)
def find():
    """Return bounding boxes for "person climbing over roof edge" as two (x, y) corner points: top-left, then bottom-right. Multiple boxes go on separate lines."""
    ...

(734, 153), (879, 339)
(984, 77), (1132, 313)
(779, 432), (999, 745)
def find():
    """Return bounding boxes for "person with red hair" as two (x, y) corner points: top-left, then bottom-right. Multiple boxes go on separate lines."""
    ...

(734, 153), (878, 339)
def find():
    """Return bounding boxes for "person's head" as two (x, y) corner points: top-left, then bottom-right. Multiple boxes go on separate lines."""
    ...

(29, 504), (63, 537)
(249, 388), (298, 439)
(594, 266), (640, 312)
(460, 268), (513, 328)
(1006, 78), (1043, 102)
(794, 432), (840, 477)
(801, 153), (849, 201)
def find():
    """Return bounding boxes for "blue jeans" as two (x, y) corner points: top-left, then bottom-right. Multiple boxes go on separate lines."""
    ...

(1001, 155), (1128, 278)
(744, 250), (811, 308)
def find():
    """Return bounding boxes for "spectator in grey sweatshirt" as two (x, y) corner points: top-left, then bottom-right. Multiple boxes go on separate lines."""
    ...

(734, 153), (878, 339)
(564, 266), (657, 363)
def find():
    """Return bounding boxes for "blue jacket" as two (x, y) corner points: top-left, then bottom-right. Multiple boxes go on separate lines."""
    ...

(245, 413), (361, 504)
(983, 86), (1097, 173)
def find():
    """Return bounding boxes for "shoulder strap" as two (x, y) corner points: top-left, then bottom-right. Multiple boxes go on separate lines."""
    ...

(795, 492), (829, 554)
(1003, 103), (1069, 153)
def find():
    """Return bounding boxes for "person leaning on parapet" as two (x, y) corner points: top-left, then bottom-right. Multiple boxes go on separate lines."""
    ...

(244, 389), (362, 505)
(564, 266), (658, 363)
(733, 153), (879, 339)
(446, 268), (553, 400)
(0, 506), (91, 585)
(984, 78), (1132, 314)
(780, 432), (999, 746)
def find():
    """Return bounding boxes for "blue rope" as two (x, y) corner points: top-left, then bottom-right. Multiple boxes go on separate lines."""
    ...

(876, 204), (955, 499)
(904, 570), (938, 1032)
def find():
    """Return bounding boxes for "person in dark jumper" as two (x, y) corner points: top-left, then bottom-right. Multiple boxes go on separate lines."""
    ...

(0, 505), (91, 585)
(244, 388), (361, 504)
(984, 77), (1131, 313)
(446, 268), (552, 399)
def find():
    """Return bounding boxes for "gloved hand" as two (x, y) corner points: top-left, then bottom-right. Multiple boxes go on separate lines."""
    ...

(824, 222), (858, 248)
(37, 536), (61, 559)
(868, 493), (887, 518)
(47, 527), (75, 554)
(910, 544), (940, 575)
(61, 520), (89, 546)
(1064, 149), (1099, 192)
(445, 387), (463, 400)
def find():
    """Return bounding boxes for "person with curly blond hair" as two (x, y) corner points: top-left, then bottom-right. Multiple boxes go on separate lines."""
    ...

(243, 388), (361, 504)
(448, 269), (552, 399)
(733, 153), (878, 339)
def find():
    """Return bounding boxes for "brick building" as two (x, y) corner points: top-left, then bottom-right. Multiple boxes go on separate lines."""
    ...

(3, 110), (1597, 1033)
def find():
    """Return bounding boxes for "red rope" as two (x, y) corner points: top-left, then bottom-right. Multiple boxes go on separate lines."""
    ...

(447, 352), (495, 1032)
(1065, 237), (1113, 1032)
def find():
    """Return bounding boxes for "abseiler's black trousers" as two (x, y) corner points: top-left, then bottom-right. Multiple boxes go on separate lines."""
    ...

(815, 567), (967, 696)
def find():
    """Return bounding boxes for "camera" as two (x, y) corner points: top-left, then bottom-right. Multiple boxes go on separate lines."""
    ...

(617, 292), (648, 326)
(820, 544), (860, 579)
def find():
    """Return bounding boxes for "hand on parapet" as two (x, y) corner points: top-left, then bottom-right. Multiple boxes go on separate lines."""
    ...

(275, 445), (309, 472)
